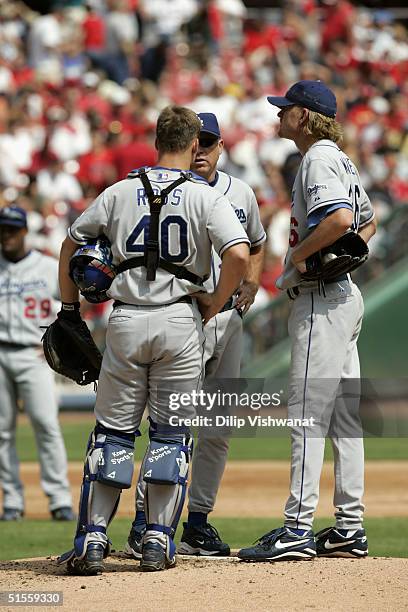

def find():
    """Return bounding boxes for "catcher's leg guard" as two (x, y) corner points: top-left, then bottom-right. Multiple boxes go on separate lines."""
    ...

(142, 420), (193, 565)
(58, 424), (138, 569)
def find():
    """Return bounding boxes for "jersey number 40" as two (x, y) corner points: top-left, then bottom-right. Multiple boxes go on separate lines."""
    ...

(126, 214), (188, 262)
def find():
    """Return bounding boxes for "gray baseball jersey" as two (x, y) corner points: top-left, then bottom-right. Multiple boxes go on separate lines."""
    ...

(0, 250), (72, 514)
(276, 140), (375, 290)
(69, 168), (250, 304)
(0, 251), (59, 346)
(204, 170), (266, 292)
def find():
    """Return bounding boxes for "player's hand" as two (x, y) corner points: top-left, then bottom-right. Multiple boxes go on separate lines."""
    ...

(235, 280), (258, 315)
(291, 251), (307, 274)
(191, 291), (223, 325)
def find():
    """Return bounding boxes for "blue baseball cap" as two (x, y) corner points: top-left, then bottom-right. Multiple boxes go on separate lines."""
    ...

(267, 80), (337, 118)
(0, 206), (27, 228)
(197, 113), (221, 138)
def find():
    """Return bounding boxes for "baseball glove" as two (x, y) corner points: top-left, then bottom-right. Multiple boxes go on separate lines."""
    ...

(42, 318), (102, 385)
(301, 232), (369, 282)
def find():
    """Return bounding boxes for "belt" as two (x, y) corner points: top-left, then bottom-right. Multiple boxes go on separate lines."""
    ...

(220, 297), (234, 312)
(287, 274), (349, 300)
(0, 341), (36, 350)
(113, 295), (192, 308)
(219, 296), (243, 318)
(174, 296), (192, 304)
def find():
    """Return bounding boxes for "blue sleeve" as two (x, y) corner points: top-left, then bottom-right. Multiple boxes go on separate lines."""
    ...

(307, 202), (352, 229)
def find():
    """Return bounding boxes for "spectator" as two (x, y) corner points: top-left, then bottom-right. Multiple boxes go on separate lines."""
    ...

(111, 130), (157, 178)
(103, 0), (139, 84)
(37, 155), (83, 205)
(82, 2), (107, 64)
(27, 5), (64, 76)
(77, 130), (116, 192)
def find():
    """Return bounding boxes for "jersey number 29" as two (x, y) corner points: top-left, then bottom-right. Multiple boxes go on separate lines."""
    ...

(24, 297), (51, 319)
(126, 214), (188, 262)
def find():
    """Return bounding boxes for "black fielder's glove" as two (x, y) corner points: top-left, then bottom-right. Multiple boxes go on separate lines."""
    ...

(301, 232), (369, 282)
(41, 302), (102, 385)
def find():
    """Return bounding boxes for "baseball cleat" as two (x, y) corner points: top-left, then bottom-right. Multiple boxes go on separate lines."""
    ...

(124, 524), (146, 560)
(140, 542), (176, 572)
(238, 527), (316, 562)
(51, 507), (76, 521)
(67, 543), (105, 576)
(178, 522), (230, 556)
(315, 527), (368, 558)
(0, 508), (24, 521)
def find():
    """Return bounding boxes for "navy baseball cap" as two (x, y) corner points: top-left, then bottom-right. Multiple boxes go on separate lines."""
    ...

(197, 113), (221, 138)
(0, 206), (27, 228)
(267, 80), (337, 118)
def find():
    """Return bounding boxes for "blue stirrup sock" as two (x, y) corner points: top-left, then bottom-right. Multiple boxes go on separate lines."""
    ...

(187, 511), (208, 527)
(288, 527), (309, 536)
(132, 510), (146, 530)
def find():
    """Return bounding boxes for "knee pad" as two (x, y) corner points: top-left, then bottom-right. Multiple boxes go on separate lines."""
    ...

(143, 421), (193, 538)
(143, 434), (191, 486)
(66, 424), (138, 562)
(94, 424), (136, 489)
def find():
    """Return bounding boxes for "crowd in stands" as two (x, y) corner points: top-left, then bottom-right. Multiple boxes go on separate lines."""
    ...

(0, 0), (407, 324)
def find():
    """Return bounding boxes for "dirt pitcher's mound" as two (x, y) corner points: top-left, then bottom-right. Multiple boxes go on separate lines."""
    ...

(0, 555), (407, 612)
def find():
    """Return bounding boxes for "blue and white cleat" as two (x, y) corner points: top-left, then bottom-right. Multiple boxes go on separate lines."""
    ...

(315, 527), (368, 558)
(65, 543), (105, 576)
(238, 526), (316, 562)
(140, 532), (176, 572)
(0, 508), (23, 521)
(140, 542), (176, 572)
(124, 524), (145, 560)
(178, 522), (230, 557)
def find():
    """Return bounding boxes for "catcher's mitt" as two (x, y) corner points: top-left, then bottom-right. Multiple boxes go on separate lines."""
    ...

(301, 232), (369, 282)
(42, 318), (103, 385)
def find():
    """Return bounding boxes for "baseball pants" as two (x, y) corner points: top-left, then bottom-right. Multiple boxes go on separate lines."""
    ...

(0, 345), (72, 512)
(87, 300), (204, 545)
(188, 308), (243, 514)
(284, 279), (365, 531)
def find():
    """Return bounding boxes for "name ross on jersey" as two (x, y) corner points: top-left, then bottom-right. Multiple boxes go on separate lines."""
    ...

(136, 187), (183, 207)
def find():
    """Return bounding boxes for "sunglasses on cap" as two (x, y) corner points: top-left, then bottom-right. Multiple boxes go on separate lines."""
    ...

(198, 136), (219, 148)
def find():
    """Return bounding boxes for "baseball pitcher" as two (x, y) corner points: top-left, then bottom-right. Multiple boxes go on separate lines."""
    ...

(238, 80), (376, 562)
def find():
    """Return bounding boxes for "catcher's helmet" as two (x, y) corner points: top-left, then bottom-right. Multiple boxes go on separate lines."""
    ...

(69, 236), (116, 303)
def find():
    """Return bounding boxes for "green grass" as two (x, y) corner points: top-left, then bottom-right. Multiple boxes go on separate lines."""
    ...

(0, 517), (406, 561)
(228, 436), (408, 461)
(15, 419), (408, 462)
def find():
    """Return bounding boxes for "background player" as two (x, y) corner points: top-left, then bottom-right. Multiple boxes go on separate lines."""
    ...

(57, 106), (249, 574)
(0, 206), (75, 522)
(238, 80), (377, 562)
(126, 112), (266, 558)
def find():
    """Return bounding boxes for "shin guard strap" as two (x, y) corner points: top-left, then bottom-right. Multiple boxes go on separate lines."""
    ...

(146, 523), (172, 536)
